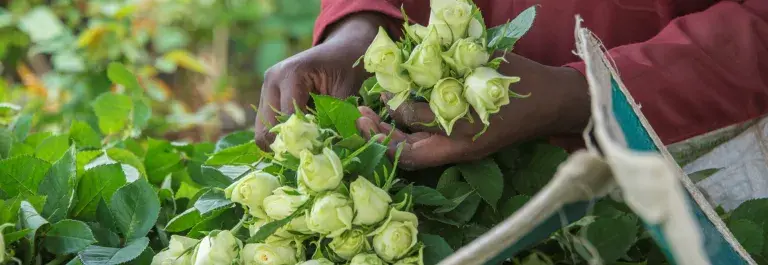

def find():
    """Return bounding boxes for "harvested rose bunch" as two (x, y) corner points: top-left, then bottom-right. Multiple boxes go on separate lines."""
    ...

(360, 0), (536, 137)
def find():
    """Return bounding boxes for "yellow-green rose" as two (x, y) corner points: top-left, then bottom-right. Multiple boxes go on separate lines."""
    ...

(364, 27), (403, 75)
(192, 230), (241, 265)
(224, 171), (280, 219)
(375, 72), (412, 94)
(306, 192), (353, 237)
(372, 209), (419, 262)
(402, 26), (444, 88)
(405, 24), (429, 43)
(241, 243), (297, 265)
(269, 114), (322, 161)
(442, 38), (489, 76)
(151, 235), (200, 265)
(429, 78), (469, 135)
(263, 186), (309, 220)
(350, 177), (391, 226)
(464, 67), (522, 125)
(298, 147), (343, 193)
(349, 253), (386, 265)
(428, 0), (474, 45)
(393, 247), (424, 265)
(329, 229), (368, 260)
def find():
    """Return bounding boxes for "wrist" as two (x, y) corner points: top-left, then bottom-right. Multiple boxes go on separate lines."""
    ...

(549, 66), (591, 135)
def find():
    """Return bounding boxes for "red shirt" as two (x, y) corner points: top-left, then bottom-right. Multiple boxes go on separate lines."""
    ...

(313, 0), (768, 145)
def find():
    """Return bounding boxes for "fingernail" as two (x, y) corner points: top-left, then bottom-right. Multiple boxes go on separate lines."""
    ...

(379, 122), (393, 132)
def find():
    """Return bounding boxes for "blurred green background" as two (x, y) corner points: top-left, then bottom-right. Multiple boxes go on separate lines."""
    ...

(0, 0), (320, 141)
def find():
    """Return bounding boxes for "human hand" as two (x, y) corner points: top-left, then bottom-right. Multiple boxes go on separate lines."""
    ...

(356, 53), (591, 170)
(254, 13), (389, 149)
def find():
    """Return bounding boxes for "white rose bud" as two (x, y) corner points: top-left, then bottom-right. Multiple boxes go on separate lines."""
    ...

(429, 78), (469, 136)
(151, 235), (199, 265)
(442, 38), (489, 76)
(241, 243), (297, 265)
(248, 219), (270, 237)
(393, 247), (424, 265)
(349, 253), (386, 265)
(350, 177), (391, 226)
(329, 229), (368, 260)
(298, 147), (343, 193)
(372, 209), (419, 262)
(269, 114), (322, 161)
(364, 27), (404, 75)
(297, 259), (334, 265)
(224, 171), (280, 219)
(405, 24), (429, 43)
(375, 72), (412, 94)
(263, 186), (309, 220)
(192, 230), (241, 265)
(306, 192), (353, 237)
(402, 26), (444, 88)
(428, 0), (474, 45)
(464, 67), (522, 126)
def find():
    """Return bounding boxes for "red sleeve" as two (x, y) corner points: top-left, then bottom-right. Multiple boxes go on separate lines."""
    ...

(566, 0), (768, 144)
(313, 0), (414, 45)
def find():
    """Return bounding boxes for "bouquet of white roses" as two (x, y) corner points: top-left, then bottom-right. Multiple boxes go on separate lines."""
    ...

(360, 0), (537, 138)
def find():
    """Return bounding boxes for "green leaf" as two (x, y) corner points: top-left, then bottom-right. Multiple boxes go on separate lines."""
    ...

(107, 63), (142, 93)
(511, 143), (568, 196)
(0, 128), (13, 159)
(35, 134), (70, 162)
(336, 135), (366, 150)
(1, 195), (45, 224)
(70, 120), (102, 149)
(44, 219), (96, 254)
(89, 223), (120, 248)
(500, 195), (530, 217)
(311, 94), (362, 138)
(4, 229), (32, 244)
(486, 5), (537, 51)
(440, 183), (482, 224)
(727, 219), (764, 254)
(419, 233), (454, 265)
(247, 217), (293, 243)
(730, 199), (768, 235)
(204, 142), (263, 166)
(0, 156), (51, 197)
(194, 189), (233, 215)
(72, 164), (127, 220)
(77, 150), (103, 175)
(584, 216), (638, 263)
(96, 199), (118, 233)
(132, 99), (151, 130)
(457, 158), (504, 209)
(92, 93), (133, 135)
(106, 148), (147, 178)
(12, 113), (33, 141)
(125, 246), (154, 265)
(144, 139), (183, 183)
(688, 168), (721, 183)
(215, 131), (255, 152)
(351, 142), (388, 178)
(110, 179), (160, 241)
(436, 167), (461, 193)
(39, 145), (76, 223)
(78, 237), (149, 265)
(164, 208), (202, 232)
(412, 186), (452, 206)
(187, 207), (240, 239)
(20, 200), (48, 229)
(194, 166), (235, 189)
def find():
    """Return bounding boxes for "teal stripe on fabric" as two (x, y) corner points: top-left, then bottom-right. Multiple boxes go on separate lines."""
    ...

(608, 78), (747, 265)
(483, 77), (747, 264)
(483, 202), (591, 265)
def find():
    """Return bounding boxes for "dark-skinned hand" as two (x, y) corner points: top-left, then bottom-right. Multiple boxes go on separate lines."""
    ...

(356, 53), (591, 170)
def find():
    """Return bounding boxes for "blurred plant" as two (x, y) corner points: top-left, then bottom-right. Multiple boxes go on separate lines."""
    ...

(0, 0), (320, 141)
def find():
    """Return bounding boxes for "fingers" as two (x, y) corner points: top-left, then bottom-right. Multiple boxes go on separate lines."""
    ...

(279, 76), (311, 115)
(382, 95), (444, 134)
(374, 121), (463, 170)
(254, 82), (280, 150)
